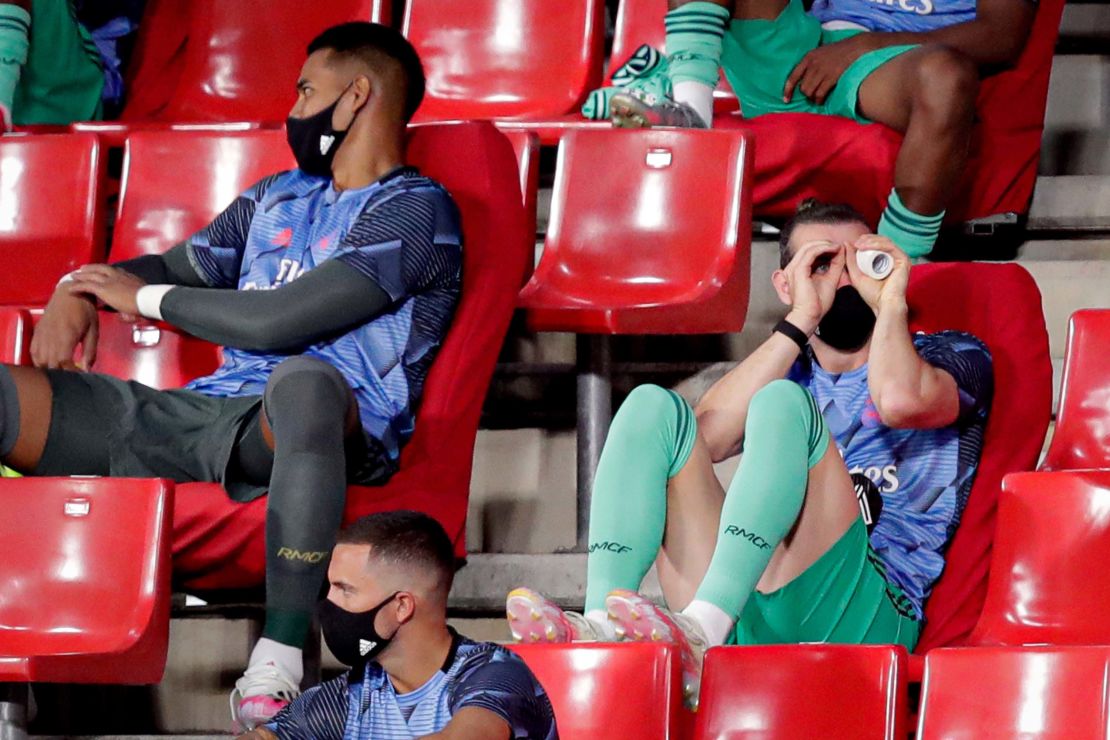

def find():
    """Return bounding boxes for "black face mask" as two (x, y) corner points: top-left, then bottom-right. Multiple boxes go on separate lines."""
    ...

(285, 88), (351, 177)
(318, 592), (401, 673)
(814, 286), (876, 351)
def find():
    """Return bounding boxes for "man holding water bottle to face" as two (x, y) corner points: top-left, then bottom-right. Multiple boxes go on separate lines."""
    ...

(506, 199), (994, 708)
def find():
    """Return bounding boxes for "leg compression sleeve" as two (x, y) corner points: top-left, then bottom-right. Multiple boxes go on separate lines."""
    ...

(261, 357), (353, 647)
(878, 188), (944, 259)
(665, 2), (731, 89)
(585, 385), (698, 612)
(0, 5), (30, 116)
(0, 365), (19, 459)
(692, 380), (829, 618)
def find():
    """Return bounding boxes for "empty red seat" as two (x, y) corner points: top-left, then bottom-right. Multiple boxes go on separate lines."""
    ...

(404, 0), (605, 124)
(113, 129), (296, 260)
(713, 0), (1065, 223)
(694, 645), (908, 739)
(970, 470), (1110, 647)
(1040, 310), (1110, 471)
(520, 128), (752, 334)
(509, 643), (689, 739)
(0, 477), (174, 684)
(918, 646), (1110, 739)
(904, 263), (1052, 654)
(122, 0), (387, 125)
(0, 134), (106, 306)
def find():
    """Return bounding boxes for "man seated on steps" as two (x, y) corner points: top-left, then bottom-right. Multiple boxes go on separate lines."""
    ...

(609, 0), (1036, 258)
(0, 22), (463, 730)
(507, 200), (994, 707)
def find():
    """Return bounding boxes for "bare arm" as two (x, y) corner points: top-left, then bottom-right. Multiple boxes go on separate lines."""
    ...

(864, 0), (1037, 67)
(420, 707), (511, 740)
(696, 242), (846, 462)
(847, 236), (959, 429)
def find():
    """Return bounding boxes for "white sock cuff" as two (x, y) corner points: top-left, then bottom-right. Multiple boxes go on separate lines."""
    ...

(249, 637), (304, 683)
(673, 81), (714, 128)
(681, 599), (734, 647)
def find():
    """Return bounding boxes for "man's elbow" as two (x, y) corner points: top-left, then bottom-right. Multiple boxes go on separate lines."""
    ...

(874, 392), (932, 430)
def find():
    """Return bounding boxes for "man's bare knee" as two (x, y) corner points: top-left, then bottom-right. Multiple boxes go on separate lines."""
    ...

(912, 47), (979, 126)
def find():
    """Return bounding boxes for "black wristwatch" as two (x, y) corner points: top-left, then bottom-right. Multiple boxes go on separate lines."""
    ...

(773, 319), (809, 352)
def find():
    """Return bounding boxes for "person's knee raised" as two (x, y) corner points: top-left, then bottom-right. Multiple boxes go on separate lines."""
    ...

(264, 357), (351, 437)
(913, 48), (979, 123)
(612, 384), (685, 438)
(746, 379), (810, 429)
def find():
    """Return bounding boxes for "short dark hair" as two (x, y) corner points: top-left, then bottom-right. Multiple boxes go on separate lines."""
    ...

(307, 22), (425, 122)
(778, 199), (870, 269)
(337, 510), (456, 596)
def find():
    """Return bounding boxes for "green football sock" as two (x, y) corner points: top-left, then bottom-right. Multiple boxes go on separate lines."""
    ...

(585, 385), (697, 612)
(0, 4), (30, 118)
(878, 188), (945, 259)
(692, 380), (829, 618)
(664, 2), (731, 88)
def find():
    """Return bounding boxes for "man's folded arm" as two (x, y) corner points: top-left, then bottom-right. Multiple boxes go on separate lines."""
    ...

(154, 260), (392, 352)
(113, 242), (212, 287)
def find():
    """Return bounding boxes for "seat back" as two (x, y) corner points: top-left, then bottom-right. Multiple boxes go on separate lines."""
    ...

(0, 307), (31, 363)
(524, 128), (750, 333)
(403, 0), (606, 122)
(1041, 310), (1110, 471)
(972, 471), (1110, 646)
(918, 646), (1110, 739)
(119, 0), (190, 121)
(509, 643), (685, 739)
(610, 0), (738, 110)
(113, 129), (295, 260)
(502, 130), (539, 281)
(695, 645), (908, 740)
(905, 263), (1052, 652)
(155, 0), (387, 123)
(0, 134), (106, 305)
(0, 477), (173, 683)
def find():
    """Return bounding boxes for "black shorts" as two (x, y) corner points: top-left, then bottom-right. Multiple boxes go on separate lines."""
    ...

(36, 369), (397, 502)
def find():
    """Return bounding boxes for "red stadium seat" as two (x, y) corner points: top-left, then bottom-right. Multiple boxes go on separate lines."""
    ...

(694, 645), (909, 740)
(918, 646), (1110, 739)
(0, 308), (31, 364)
(502, 130), (540, 280)
(0, 477), (174, 684)
(970, 471), (1110, 647)
(404, 0), (606, 124)
(22, 310), (221, 390)
(0, 134), (106, 306)
(905, 263), (1052, 653)
(113, 129), (296, 260)
(509, 643), (690, 739)
(520, 128), (752, 334)
(122, 0), (387, 125)
(714, 0), (1065, 223)
(1040, 310), (1110, 471)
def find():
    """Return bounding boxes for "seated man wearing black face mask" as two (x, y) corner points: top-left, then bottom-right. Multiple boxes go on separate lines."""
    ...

(507, 199), (993, 708)
(6, 22), (461, 729)
(239, 511), (558, 740)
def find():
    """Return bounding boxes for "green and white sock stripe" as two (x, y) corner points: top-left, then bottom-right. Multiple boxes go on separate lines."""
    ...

(664, 2), (731, 88)
(611, 44), (667, 87)
(878, 189), (944, 259)
(0, 4), (29, 114)
(0, 4), (30, 64)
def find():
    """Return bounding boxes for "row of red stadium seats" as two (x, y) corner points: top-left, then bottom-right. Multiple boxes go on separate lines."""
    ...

(9, 465), (1110, 738)
(17, 0), (1065, 224)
